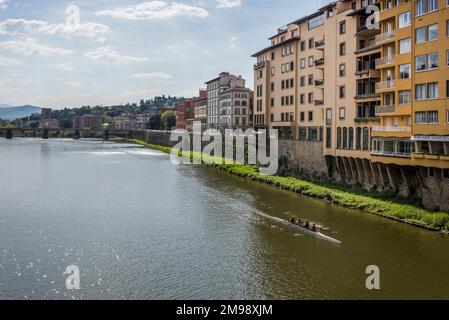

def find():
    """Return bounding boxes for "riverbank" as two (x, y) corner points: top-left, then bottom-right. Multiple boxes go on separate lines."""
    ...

(127, 138), (449, 233)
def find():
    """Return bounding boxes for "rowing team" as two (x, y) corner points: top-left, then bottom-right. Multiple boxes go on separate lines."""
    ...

(290, 218), (319, 232)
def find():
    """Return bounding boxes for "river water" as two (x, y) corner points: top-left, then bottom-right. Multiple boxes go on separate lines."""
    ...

(0, 139), (448, 300)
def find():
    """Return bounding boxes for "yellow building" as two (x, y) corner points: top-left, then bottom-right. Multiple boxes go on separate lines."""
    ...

(253, 0), (449, 210)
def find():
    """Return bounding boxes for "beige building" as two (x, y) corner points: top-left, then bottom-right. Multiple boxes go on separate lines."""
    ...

(205, 72), (246, 129)
(219, 87), (252, 130)
(114, 113), (137, 131)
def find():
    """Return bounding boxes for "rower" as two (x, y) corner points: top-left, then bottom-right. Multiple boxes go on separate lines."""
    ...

(312, 224), (317, 232)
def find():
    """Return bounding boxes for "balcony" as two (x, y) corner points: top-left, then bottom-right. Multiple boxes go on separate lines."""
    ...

(375, 105), (396, 114)
(375, 55), (396, 69)
(314, 58), (325, 67)
(314, 79), (324, 86)
(314, 100), (324, 106)
(376, 80), (395, 92)
(315, 39), (325, 49)
(372, 126), (411, 132)
(253, 61), (266, 70)
(371, 150), (412, 158)
(375, 31), (395, 44)
(355, 68), (381, 79)
(356, 25), (380, 37)
(354, 117), (380, 124)
(354, 92), (380, 100)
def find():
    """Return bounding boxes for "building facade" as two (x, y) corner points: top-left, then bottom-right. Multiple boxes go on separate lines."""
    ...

(205, 72), (246, 129)
(73, 115), (102, 129)
(114, 113), (136, 131)
(252, 0), (449, 210)
(193, 91), (208, 130)
(219, 87), (252, 129)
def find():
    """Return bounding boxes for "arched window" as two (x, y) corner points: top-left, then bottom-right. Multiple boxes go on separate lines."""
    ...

(349, 127), (354, 149)
(343, 127), (348, 149)
(337, 127), (342, 149)
(356, 127), (362, 150)
(363, 127), (369, 150)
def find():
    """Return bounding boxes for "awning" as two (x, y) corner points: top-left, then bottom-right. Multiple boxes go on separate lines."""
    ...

(411, 135), (449, 142)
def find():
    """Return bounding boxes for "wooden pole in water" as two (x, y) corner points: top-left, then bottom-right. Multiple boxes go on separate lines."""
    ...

(42, 128), (49, 139)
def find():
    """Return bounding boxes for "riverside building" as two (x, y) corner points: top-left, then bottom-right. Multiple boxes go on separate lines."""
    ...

(252, 0), (449, 210)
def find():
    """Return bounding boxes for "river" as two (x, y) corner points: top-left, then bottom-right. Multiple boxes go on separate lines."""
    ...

(0, 138), (448, 300)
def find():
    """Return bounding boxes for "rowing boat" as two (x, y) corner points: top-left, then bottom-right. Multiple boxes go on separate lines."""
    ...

(290, 222), (342, 244)
(253, 211), (342, 244)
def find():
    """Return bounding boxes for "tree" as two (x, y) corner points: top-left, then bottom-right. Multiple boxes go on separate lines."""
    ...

(161, 111), (176, 130)
(147, 113), (162, 130)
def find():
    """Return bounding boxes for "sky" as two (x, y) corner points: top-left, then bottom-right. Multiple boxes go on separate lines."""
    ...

(0, 0), (330, 109)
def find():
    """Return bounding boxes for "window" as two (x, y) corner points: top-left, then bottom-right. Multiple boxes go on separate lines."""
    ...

(309, 38), (314, 49)
(399, 64), (411, 79)
(271, 82), (275, 92)
(339, 64), (346, 77)
(301, 41), (306, 51)
(417, 0), (439, 16)
(428, 111), (439, 123)
(339, 86), (346, 98)
(339, 21), (346, 34)
(308, 92), (314, 103)
(363, 127), (369, 150)
(300, 76), (305, 87)
(416, 24), (439, 44)
(399, 38), (411, 54)
(416, 111), (438, 124)
(343, 128), (348, 149)
(270, 98), (274, 107)
(308, 111), (313, 121)
(337, 128), (342, 149)
(356, 127), (362, 150)
(348, 128), (354, 149)
(447, 49), (449, 67)
(271, 67), (275, 76)
(399, 90), (411, 105)
(339, 107), (345, 120)
(300, 94), (305, 104)
(339, 42), (346, 56)
(300, 112), (305, 121)
(300, 58), (306, 69)
(447, 80), (449, 98)
(416, 111), (427, 123)
(416, 82), (439, 100)
(398, 12), (411, 29)
(308, 14), (324, 29)
(308, 56), (314, 67)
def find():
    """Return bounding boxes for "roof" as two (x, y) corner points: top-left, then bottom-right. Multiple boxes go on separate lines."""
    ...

(251, 36), (299, 58)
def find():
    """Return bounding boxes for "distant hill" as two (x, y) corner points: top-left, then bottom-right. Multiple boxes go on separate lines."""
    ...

(0, 105), (42, 120)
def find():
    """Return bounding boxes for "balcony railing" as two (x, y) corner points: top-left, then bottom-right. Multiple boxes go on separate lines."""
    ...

(315, 39), (325, 48)
(314, 79), (324, 86)
(375, 31), (395, 43)
(376, 80), (395, 91)
(253, 61), (266, 70)
(375, 105), (396, 114)
(355, 92), (380, 99)
(375, 55), (396, 68)
(371, 150), (412, 158)
(314, 58), (325, 67)
(372, 126), (411, 132)
(314, 100), (324, 106)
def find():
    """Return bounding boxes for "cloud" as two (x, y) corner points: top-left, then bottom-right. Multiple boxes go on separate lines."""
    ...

(0, 19), (110, 41)
(0, 38), (73, 56)
(95, 1), (209, 20)
(216, 0), (241, 8)
(64, 81), (82, 88)
(0, 0), (8, 10)
(84, 47), (148, 64)
(229, 36), (237, 48)
(130, 72), (172, 79)
(0, 56), (23, 66)
(49, 62), (74, 72)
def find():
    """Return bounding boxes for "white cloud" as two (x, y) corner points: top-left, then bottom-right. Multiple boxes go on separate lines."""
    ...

(216, 0), (241, 8)
(0, 0), (9, 10)
(0, 56), (23, 66)
(84, 47), (148, 64)
(130, 72), (172, 79)
(50, 62), (74, 72)
(65, 81), (82, 88)
(95, 1), (209, 20)
(230, 36), (237, 48)
(0, 19), (110, 41)
(0, 38), (73, 56)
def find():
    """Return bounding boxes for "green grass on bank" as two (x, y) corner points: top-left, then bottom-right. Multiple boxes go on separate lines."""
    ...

(128, 139), (449, 232)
